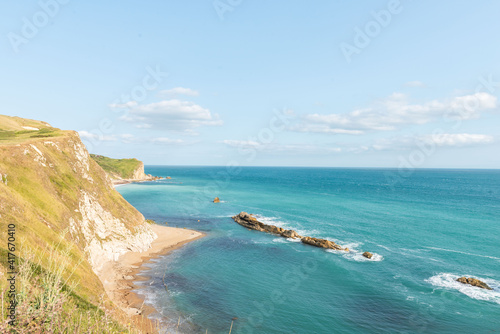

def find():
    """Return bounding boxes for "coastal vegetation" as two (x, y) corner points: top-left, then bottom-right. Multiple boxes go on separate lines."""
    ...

(0, 115), (157, 333)
(90, 154), (144, 180)
(0, 115), (63, 144)
(0, 245), (137, 333)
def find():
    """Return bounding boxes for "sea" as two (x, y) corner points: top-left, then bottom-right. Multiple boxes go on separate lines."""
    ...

(116, 167), (500, 334)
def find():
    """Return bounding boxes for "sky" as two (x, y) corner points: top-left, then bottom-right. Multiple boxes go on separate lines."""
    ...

(1, 0), (500, 168)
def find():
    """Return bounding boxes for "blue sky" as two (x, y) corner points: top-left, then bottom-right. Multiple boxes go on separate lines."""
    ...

(1, 0), (499, 167)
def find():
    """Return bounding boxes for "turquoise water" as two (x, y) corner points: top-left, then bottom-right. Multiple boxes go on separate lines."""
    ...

(117, 167), (500, 333)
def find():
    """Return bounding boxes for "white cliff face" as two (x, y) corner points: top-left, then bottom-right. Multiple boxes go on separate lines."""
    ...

(70, 139), (94, 182)
(25, 144), (48, 167)
(131, 162), (147, 180)
(8, 131), (158, 275)
(70, 191), (157, 273)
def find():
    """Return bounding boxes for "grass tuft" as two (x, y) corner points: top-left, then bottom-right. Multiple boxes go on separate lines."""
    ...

(0, 242), (141, 334)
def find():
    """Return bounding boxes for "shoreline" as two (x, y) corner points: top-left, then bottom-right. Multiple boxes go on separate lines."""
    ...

(98, 224), (205, 333)
(112, 176), (169, 186)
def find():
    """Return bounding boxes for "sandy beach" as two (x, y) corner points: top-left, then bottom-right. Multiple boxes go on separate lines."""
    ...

(98, 224), (205, 333)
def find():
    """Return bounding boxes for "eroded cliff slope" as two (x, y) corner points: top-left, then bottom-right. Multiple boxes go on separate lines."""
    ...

(0, 115), (156, 307)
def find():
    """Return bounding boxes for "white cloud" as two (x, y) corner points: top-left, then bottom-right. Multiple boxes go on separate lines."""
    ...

(78, 131), (116, 142)
(114, 99), (223, 133)
(295, 92), (497, 135)
(420, 133), (494, 146)
(404, 81), (427, 88)
(108, 101), (138, 109)
(222, 140), (261, 148)
(119, 134), (135, 144)
(152, 137), (185, 145)
(221, 140), (342, 154)
(291, 125), (363, 135)
(80, 131), (187, 146)
(367, 133), (495, 151)
(160, 87), (199, 97)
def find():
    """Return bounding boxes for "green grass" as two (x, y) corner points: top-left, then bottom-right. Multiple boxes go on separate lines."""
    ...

(0, 116), (155, 332)
(90, 155), (142, 179)
(0, 115), (63, 144)
(0, 245), (141, 333)
(0, 128), (63, 143)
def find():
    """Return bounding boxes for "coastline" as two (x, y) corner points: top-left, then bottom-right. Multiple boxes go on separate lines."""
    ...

(112, 176), (169, 186)
(98, 224), (205, 333)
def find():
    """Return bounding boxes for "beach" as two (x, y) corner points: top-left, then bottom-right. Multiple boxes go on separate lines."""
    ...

(98, 224), (204, 333)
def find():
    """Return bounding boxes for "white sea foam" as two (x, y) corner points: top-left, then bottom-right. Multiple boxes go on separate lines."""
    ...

(342, 242), (362, 250)
(376, 244), (392, 252)
(426, 273), (500, 304)
(253, 214), (320, 237)
(326, 243), (383, 262)
(347, 252), (384, 262)
(251, 214), (381, 261)
(425, 247), (500, 262)
(343, 242), (383, 262)
(286, 237), (302, 243)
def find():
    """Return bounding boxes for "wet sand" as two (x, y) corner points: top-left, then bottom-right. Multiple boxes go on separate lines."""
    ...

(99, 224), (205, 333)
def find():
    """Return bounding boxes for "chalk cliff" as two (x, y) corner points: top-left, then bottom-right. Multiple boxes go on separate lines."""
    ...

(0, 116), (157, 306)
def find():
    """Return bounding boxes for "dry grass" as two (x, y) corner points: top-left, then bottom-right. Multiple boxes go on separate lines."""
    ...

(0, 241), (142, 334)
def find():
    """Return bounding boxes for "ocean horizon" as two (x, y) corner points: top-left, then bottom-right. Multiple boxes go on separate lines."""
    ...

(117, 166), (500, 333)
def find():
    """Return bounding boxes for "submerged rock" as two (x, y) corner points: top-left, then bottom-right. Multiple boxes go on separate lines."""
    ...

(232, 212), (349, 251)
(213, 197), (221, 203)
(456, 277), (492, 290)
(362, 252), (373, 259)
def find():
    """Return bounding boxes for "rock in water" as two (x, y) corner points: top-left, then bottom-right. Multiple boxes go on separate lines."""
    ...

(213, 197), (220, 203)
(456, 277), (493, 290)
(301, 236), (344, 250)
(232, 212), (350, 251)
(362, 252), (373, 259)
(232, 212), (274, 232)
(281, 229), (300, 239)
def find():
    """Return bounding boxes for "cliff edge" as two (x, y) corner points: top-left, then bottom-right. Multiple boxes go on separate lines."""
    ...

(91, 154), (163, 184)
(0, 115), (157, 329)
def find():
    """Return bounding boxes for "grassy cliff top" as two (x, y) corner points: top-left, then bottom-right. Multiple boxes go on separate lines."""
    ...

(90, 154), (143, 179)
(0, 116), (151, 332)
(0, 115), (65, 144)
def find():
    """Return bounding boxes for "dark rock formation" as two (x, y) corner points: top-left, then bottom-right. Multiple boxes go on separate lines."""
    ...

(232, 212), (349, 251)
(213, 197), (221, 203)
(456, 277), (492, 290)
(281, 229), (300, 239)
(301, 236), (345, 250)
(362, 252), (373, 259)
